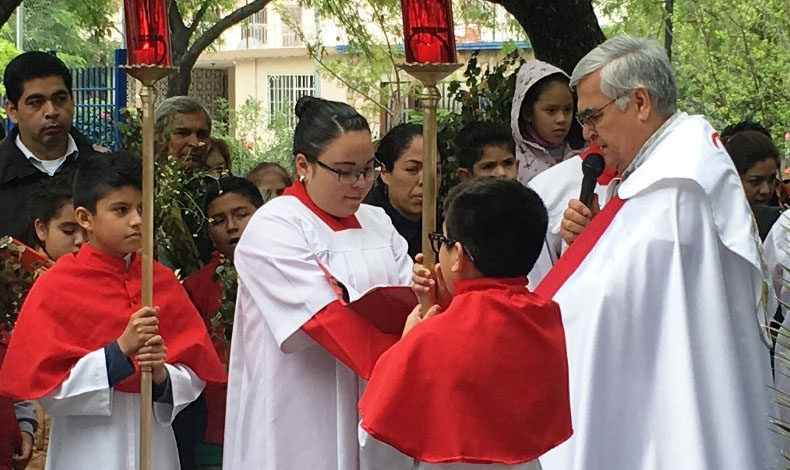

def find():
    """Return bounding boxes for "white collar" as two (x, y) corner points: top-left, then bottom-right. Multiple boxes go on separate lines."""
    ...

(16, 133), (79, 165)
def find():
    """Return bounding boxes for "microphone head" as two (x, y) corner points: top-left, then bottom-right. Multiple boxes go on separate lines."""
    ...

(582, 153), (605, 178)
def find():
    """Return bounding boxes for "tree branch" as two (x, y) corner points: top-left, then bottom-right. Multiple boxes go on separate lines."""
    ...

(169, 0), (188, 37)
(187, 0), (269, 58)
(187, 0), (212, 34)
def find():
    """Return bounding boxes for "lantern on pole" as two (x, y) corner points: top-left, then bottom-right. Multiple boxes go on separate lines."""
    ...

(399, 0), (459, 288)
(121, 1), (176, 469)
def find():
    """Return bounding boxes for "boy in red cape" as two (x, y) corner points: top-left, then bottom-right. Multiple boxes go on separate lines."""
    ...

(0, 152), (226, 470)
(358, 177), (572, 469)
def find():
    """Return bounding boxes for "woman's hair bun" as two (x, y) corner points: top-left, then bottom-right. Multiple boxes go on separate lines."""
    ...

(295, 95), (321, 119)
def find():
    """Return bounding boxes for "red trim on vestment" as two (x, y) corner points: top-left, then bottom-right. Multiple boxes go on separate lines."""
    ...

(283, 180), (361, 231)
(535, 195), (626, 300)
(302, 300), (401, 379)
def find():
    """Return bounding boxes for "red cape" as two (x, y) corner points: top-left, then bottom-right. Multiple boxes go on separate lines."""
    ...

(182, 253), (227, 444)
(358, 277), (572, 464)
(0, 243), (227, 399)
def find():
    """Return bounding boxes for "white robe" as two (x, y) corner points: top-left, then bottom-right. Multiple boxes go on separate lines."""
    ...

(538, 114), (779, 470)
(223, 195), (413, 470)
(39, 348), (205, 470)
(527, 155), (614, 289)
(358, 427), (542, 470)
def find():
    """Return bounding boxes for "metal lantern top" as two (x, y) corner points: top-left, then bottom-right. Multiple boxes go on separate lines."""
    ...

(400, 0), (457, 64)
(123, 0), (172, 67)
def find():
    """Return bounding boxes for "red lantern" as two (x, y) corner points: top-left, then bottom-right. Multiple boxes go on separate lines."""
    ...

(123, 0), (172, 66)
(401, 0), (457, 63)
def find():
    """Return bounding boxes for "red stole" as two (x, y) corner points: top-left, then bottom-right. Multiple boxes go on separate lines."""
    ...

(0, 243), (227, 400)
(536, 196), (626, 299)
(358, 277), (572, 464)
(0, 338), (21, 470)
(182, 253), (227, 444)
(282, 180), (361, 231)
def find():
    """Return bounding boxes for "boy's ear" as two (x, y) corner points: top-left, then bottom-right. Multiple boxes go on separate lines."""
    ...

(450, 241), (469, 273)
(456, 168), (472, 181)
(74, 207), (93, 232)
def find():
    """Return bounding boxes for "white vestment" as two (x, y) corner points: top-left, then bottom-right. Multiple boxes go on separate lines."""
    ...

(39, 348), (204, 470)
(358, 427), (542, 470)
(539, 113), (778, 470)
(223, 195), (413, 470)
(527, 155), (614, 289)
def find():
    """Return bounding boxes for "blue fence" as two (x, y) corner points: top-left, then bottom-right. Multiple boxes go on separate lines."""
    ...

(4, 49), (128, 150)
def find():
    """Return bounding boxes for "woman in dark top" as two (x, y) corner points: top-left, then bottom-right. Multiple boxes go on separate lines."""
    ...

(365, 123), (423, 259)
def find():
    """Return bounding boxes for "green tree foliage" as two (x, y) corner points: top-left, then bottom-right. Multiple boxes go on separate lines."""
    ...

(1, 0), (120, 66)
(597, 0), (790, 140)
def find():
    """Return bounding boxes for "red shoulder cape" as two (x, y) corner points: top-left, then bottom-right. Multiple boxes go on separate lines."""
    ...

(358, 277), (572, 464)
(0, 243), (227, 399)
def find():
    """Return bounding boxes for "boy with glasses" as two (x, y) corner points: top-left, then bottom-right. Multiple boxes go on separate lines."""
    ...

(358, 177), (572, 469)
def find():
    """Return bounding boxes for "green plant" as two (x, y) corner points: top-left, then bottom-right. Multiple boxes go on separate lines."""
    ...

(210, 255), (238, 342)
(0, 236), (43, 331)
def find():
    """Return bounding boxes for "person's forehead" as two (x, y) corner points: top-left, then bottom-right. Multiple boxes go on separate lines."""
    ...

(575, 71), (605, 109)
(207, 192), (255, 214)
(174, 111), (209, 129)
(97, 186), (142, 205)
(478, 143), (514, 161)
(20, 75), (69, 98)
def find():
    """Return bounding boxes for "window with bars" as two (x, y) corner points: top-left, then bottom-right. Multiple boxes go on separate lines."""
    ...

(241, 9), (268, 46)
(281, 5), (303, 46)
(268, 74), (315, 126)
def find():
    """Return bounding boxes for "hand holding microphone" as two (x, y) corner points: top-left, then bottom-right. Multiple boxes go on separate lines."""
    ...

(560, 143), (605, 245)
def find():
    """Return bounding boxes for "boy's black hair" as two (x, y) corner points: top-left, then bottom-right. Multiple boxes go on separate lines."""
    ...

(723, 130), (780, 175)
(21, 175), (74, 247)
(443, 177), (547, 277)
(720, 120), (771, 144)
(376, 123), (423, 171)
(73, 152), (142, 213)
(293, 96), (370, 161)
(204, 176), (264, 213)
(520, 73), (570, 122)
(454, 121), (515, 170)
(4, 51), (73, 106)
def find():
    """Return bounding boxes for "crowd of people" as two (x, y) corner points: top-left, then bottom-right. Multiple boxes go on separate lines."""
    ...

(0, 33), (787, 470)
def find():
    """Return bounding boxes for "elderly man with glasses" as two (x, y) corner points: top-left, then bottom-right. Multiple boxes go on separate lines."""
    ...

(535, 35), (778, 470)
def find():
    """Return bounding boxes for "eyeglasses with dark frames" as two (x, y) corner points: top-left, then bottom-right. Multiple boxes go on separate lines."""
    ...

(575, 98), (618, 128)
(428, 231), (476, 263)
(315, 159), (382, 185)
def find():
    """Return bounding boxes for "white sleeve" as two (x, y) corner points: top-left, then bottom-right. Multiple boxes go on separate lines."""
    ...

(38, 348), (112, 417)
(763, 214), (790, 310)
(389, 216), (415, 286)
(234, 212), (339, 353)
(358, 423), (415, 470)
(152, 363), (205, 425)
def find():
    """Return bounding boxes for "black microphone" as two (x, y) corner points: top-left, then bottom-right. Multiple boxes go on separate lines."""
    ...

(579, 153), (605, 207)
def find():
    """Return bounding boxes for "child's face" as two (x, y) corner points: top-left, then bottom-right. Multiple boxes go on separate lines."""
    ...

(206, 192), (258, 260)
(470, 144), (518, 180)
(205, 148), (228, 177)
(35, 202), (85, 260)
(76, 186), (143, 258)
(527, 81), (574, 146)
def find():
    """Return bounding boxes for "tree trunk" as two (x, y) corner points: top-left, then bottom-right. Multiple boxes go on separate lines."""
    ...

(491, 0), (605, 74)
(0, 1), (22, 40)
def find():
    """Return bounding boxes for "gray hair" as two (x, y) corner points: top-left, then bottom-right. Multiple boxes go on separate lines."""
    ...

(154, 96), (212, 134)
(570, 35), (677, 116)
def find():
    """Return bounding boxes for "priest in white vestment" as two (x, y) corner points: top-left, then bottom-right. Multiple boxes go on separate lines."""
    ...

(536, 35), (778, 470)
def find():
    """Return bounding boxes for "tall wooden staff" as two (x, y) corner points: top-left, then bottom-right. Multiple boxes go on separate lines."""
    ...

(121, 1), (175, 469)
(399, 0), (459, 310)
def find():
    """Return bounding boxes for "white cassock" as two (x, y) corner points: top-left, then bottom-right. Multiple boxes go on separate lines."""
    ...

(358, 427), (542, 470)
(527, 155), (614, 289)
(538, 113), (779, 470)
(223, 195), (413, 470)
(39, 349), (204, 470)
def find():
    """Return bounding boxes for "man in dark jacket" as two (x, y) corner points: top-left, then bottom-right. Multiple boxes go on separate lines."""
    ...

(0, 51), (98, 240)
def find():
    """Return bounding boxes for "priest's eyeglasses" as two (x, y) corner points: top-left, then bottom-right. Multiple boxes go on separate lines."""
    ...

(316, 160), (382, 185)
(428, 232), (476, 263)
(575, 98), (617, 128)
